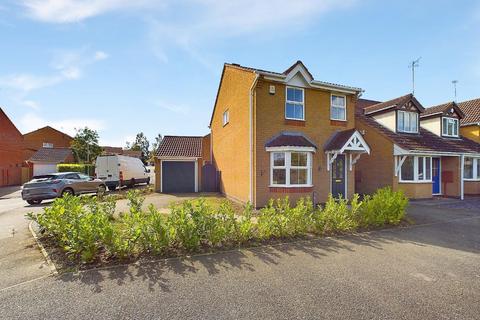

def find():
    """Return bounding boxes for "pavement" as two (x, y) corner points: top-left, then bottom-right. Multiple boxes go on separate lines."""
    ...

(0, 193), (479, 319)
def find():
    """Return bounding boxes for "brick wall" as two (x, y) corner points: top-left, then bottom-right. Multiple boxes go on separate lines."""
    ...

(24, 126), (73, 160)
(253, 79), (357, 207)
(0, 109), (24, 186)
(211, 66), (257, 203)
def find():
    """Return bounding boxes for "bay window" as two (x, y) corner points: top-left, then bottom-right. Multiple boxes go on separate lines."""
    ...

(285, 87), (304, 120)
(331, 95), (346, 121)
(397, 111), (418, 133)
(400, 156), (432, 182)
(464, 157), (480, 180)
(270, 151), (312, 186)
(442, 117), (459, 137)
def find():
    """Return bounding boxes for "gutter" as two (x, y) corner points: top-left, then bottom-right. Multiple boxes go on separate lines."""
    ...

(249, 73), (259, 207)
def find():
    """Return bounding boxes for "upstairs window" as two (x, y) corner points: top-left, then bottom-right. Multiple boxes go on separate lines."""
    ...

(331, 95), (346, 121)
(397, 111), (418, 133)
(400, 156), (432, 182)
(43, 142), (53, 148)
(442, 117), (459, 137)
(285, 87), (304, 120)
(222, 109), (229, 126)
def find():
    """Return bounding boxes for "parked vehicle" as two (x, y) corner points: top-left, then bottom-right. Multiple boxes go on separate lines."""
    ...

(21, 172), (106, 205)
(95, 154), (150, 191)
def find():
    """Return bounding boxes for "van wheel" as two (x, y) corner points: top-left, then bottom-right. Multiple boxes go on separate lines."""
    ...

(130, 179), (135, 187)
(146, 177), (150, 185)
(107, 186), (116, 191)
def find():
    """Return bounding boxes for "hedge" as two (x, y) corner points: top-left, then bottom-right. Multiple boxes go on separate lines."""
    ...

(57, 163), (95, 176)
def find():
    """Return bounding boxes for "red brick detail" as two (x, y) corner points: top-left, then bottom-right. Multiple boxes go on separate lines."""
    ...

(330, 120), (348, 127)
(284, 119), (306, 127)
(269, 186), (314, 193)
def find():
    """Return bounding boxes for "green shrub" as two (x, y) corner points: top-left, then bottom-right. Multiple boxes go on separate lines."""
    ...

(359, 187), (408, 227)
(319, 194), (358, 233)
(27, 188), (409, 264)
(57, 163), (95, 176)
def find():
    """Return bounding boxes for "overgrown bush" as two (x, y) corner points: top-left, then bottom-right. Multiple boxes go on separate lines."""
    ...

(27, 188), (408, 264)
(57, 163), (95, 176)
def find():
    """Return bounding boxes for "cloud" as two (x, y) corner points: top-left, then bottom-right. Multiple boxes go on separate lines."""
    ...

(155, 101), (191, 115)
(0, 49), (108, 92)
(20, 0), (164, 23)
(21, 99), (40, 110)
(19, 112), (106, 136)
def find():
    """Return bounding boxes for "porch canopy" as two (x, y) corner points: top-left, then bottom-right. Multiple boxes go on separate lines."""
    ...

(324, 129), (371, 171)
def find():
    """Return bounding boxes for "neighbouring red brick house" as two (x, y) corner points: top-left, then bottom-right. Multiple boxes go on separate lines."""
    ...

(0, 108), (24, 186)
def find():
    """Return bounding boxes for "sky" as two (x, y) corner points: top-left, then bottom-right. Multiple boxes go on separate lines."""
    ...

(0, 0), (479, 147)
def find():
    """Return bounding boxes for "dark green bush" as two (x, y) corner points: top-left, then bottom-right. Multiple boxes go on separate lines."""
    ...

(57, 163), (95, 176)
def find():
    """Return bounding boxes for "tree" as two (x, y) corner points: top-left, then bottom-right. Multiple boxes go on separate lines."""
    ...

(71, 127), (102, 163)
(149, 134), (163, 162)
(129, 132), (150, 164)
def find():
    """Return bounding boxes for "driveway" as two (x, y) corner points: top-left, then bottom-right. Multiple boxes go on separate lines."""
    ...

(0, 201), (479, 319)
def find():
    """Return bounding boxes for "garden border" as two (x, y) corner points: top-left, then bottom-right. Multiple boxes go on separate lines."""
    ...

(29, 221), (58, 275)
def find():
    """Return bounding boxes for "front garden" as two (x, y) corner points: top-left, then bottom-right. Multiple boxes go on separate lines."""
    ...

(27, 187), (409, 268)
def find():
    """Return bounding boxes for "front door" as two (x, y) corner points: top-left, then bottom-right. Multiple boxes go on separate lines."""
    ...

(331, 154), (346, 198)
(432, 158), (441, 195)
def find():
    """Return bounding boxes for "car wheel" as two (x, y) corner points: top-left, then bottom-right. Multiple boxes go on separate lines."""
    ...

(61, 188), (74, 197)
(107, 186), (116, 191)
(97, 185), (106, 197)
(27, 200), (42, 205)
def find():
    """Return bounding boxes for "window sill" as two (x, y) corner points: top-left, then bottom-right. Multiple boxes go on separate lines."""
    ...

(330, 119), (347, 126)
(269, 186), (314, 193)
(464, 179), (480, 181)
(398, 180), (432, 184)
(284, 119), (306, 126)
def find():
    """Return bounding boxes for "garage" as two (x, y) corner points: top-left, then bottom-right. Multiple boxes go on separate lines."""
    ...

(28, 147), (74, 177)
(33, 163), (57, 176)
(155, 136), (209, 193)
(162, 161), (196, 193)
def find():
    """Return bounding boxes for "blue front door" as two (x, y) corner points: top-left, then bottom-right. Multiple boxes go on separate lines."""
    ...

(432, 158), (441, 194)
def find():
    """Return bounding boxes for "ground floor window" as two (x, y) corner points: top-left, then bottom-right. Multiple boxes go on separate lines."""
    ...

(400, 156), (432, 182)
(271, 151), (312, 186)
(464, 157), (480, 180)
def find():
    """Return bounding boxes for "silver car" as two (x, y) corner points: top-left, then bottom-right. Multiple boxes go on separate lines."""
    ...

(21, 172), (107, 205)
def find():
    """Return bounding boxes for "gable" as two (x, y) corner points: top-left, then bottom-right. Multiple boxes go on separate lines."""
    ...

(0, 108), (23, 143)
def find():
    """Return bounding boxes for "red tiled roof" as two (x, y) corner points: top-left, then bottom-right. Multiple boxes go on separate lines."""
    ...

(422, 101), (464, 119)
(29, 147), (73, 163)
(323, 128), (357, 151)
(265, 132), (317, 149)
(363, 94), (425, 115)
(357, 114), (480, 154)
(355, 98), (381, 113)
(156, 136), (203, 158)
(457, 98), (480, 126)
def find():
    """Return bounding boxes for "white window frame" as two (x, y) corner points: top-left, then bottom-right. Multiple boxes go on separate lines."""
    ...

(222, 109), (229, 126)
(399, 156), (432, 183)
(285, 86), (305, 121)
(397, 110), (419, 133)
(270, 151), (312, 187)
(42, 142), (53, 148)
(442, 117), (459, 137)
(330, 94), (347, 121)
(464, 157), (480, 181)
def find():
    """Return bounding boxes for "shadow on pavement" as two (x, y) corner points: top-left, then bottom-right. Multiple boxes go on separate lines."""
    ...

(55, 202), (480, 294)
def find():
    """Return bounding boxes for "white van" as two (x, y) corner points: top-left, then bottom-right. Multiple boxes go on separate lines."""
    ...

(95, 155), (150, 191)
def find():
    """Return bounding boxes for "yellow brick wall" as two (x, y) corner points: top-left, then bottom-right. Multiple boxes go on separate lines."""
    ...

(392, 180), (432, 199)
(253, 79), (356, 207)
(460, 125), (480, 143)
(355, 118), (394, 195)
(210, 66), (257, 203)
